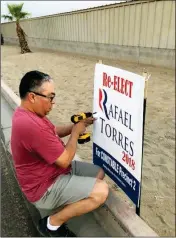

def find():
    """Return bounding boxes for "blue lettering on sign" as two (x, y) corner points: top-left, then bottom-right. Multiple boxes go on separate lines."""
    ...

(93, 143), (140, 205)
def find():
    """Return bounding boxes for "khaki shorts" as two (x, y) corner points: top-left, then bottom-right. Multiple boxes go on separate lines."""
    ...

(33, 160), (101, 218)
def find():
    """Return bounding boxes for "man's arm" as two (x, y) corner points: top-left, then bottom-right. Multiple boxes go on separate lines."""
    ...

(56, 124), (74, 138)
(56, 117), (95, 138)
(55, 122), (84, 168)
(55, 117), (95, 168)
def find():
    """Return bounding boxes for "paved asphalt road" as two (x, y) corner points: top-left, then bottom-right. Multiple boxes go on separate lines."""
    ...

(1, 141), (40, 237)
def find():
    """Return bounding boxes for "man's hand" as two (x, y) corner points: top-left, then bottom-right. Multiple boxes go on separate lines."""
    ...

(72, 121), (86, 137)
(71, 117), (95, 136)
(82, 117), (96, 127)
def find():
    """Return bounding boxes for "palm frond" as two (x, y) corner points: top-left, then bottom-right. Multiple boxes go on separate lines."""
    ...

(7, 3), (30, 20)
(7, 3), (24, 16)
(19, 11), (31, 19)
(1, 14), (13, 21)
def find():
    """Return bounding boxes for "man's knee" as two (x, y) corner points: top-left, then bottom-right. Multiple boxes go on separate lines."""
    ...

(89, 179), (109, 205)
(97, 168), (105, 180)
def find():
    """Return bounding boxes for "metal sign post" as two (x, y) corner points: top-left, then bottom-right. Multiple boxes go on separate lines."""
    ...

(136, 70), (151, 216)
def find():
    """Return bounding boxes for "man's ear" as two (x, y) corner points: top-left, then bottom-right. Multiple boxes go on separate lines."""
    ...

(28, 92), (35, 103)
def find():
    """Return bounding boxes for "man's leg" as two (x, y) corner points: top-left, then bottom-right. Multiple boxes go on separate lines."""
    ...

(49, 178), (109, 226)
(96, 168), (105, 180)
(35, 161), (108, 236)
(71, 160), (105, 180)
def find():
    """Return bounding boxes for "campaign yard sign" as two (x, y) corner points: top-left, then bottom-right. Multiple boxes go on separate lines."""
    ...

(93, 63), (145, 206)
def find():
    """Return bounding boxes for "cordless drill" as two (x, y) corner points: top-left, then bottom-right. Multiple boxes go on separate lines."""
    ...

(71, 112), (94, 144)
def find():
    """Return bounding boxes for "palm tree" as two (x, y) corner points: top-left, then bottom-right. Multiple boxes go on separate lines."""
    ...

(2, 3), (32, 54)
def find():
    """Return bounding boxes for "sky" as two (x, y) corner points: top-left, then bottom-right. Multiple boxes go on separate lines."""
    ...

(1, 1), (125, 23)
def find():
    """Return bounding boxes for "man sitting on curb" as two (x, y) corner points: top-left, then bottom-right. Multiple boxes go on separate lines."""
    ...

(11, 70), (109, 237)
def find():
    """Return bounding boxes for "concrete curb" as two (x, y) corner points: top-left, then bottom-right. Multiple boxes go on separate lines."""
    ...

(1, 80), (158, 237)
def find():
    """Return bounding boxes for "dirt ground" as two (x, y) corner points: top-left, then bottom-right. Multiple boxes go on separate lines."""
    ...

(1, 45), (175, 237)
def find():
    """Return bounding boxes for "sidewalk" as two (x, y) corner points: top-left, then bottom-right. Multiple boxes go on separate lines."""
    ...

(1, 141), (39, 237)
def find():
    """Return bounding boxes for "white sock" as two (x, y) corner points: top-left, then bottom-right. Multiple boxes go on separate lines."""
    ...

(47, 216), (60, 231)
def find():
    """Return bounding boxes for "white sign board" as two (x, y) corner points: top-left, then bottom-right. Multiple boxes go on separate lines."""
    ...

(93, 63), (145, 206)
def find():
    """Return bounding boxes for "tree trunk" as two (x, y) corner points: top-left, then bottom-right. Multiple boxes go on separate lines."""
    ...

(16, 22), (31, 54)
(1, 34), (4, 45)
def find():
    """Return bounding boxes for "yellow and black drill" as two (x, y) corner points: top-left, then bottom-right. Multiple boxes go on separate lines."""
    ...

(71, 112), (94, 144)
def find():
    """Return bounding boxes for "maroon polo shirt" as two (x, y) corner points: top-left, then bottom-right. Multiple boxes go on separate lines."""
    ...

(11, 107), (71, 202)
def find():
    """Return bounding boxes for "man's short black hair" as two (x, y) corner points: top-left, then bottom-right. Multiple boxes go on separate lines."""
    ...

(19, 70), (51, 99)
